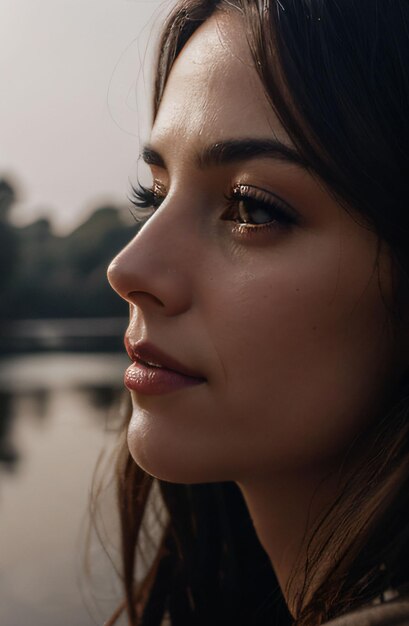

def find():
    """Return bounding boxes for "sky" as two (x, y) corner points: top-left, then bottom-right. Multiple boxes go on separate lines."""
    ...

(0, 0), (169, 234)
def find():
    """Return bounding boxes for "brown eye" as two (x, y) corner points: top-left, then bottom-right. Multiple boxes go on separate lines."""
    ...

(222, 184), (296, 228)
(236, 196), (279, 225)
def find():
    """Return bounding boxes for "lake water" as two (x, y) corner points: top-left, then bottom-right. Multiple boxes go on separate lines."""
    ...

(0, 352), (132, 626)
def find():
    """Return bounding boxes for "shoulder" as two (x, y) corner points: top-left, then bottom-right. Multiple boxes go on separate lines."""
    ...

(324, 599), (409, 626)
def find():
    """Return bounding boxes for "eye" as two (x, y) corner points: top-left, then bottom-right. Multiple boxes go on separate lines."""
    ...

(128, 180), (167, 226)
(222, 184), (297, 233)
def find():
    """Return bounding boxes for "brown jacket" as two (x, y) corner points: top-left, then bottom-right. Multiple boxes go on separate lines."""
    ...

(324, 600), (409, 625)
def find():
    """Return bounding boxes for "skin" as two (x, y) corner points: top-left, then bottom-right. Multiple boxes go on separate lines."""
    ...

(108, 8), (408, 615)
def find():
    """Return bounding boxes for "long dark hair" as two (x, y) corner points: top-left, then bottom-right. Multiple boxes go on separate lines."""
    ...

(102, 1), (409, 624)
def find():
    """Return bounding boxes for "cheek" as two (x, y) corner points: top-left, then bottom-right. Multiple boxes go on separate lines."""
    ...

(205, 250), (394, 474)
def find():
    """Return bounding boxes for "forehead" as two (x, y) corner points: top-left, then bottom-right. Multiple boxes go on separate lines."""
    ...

(151, 10), (291, 154)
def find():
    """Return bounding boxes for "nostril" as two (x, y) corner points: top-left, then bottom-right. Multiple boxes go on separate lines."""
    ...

(128, 291), (165, 308)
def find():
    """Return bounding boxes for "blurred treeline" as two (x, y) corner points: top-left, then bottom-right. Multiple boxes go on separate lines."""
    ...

(0, 178), (137, 320)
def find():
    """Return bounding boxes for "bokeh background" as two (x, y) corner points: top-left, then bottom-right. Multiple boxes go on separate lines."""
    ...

(0, 1), (168, 623)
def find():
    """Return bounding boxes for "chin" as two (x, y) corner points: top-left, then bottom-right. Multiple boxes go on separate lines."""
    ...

(127, 448), (212, 485)
(127, 416), (233, 485)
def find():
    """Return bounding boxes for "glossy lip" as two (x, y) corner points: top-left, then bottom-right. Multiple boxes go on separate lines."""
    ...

(124, 336), (207, 381)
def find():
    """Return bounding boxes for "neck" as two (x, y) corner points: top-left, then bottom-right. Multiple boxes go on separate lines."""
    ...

(237, 466), (341, 617)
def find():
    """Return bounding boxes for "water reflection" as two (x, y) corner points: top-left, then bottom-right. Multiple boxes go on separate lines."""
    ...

(0, 391), (18, 470)
(86, 385), (123, 414)
(0, 352), (129, 626)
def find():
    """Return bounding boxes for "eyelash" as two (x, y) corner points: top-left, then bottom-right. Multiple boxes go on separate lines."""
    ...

(128, 182), (163, 222)
(128, 182), (297, 237)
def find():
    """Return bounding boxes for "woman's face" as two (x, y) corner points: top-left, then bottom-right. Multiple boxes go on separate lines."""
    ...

(108, 10), (405, 484)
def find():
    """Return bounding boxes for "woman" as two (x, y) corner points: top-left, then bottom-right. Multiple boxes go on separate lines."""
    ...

(105, 0), (409, 624)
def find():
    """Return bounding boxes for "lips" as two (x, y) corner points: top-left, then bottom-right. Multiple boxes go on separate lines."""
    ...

(124, 337), (206, 381)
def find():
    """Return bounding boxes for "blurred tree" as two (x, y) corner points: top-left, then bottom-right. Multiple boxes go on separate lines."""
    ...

(0, 179), (15, 219)
(0, 179), (19, 317)
(7, 202), (136, 320)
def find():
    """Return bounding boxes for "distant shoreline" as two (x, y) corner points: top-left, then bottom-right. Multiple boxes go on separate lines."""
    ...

(0, 317), (128, 354)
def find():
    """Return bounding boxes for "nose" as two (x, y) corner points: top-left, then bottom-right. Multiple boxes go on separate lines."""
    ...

(107, 204), (194, 317)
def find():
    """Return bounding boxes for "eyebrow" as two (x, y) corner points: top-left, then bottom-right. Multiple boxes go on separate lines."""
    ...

(141, 138), (308, 170)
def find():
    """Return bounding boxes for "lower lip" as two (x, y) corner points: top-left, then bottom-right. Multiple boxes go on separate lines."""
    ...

(124, 361), (206, 395)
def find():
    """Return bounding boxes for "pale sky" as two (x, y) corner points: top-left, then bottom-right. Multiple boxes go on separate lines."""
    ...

(0, 0), (169, 234)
